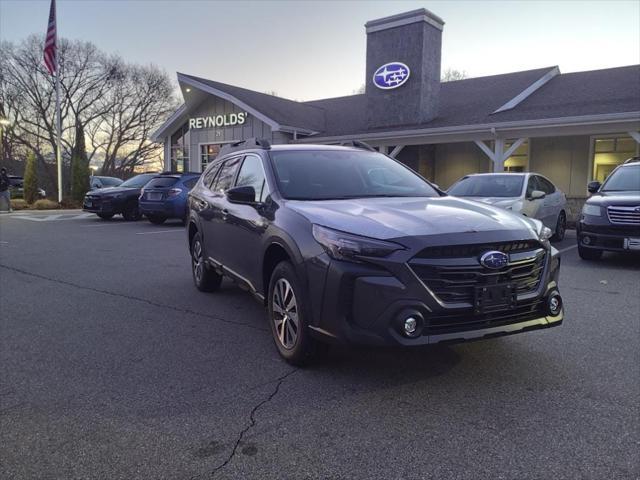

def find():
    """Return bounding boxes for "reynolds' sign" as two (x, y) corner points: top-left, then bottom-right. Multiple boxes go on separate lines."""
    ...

(373, 62), (410, 90)
(189, 112), (248, 129)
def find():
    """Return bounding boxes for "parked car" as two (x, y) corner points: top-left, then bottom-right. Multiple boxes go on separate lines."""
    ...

(447, 173), (567, 241)
(139, 172), (200, 224)
(83, 173), (158, 220)
(8, 175), (46, 199)
(90, 175), (123, 190)
(187, 139), (563, 365)
(577, 157), (640, 260)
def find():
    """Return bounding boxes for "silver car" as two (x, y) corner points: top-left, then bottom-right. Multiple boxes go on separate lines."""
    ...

(447, 173), (567, 240)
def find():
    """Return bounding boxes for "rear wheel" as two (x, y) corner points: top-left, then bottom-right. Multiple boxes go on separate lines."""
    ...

(552, 211), (566, 241)
(122, 202), (141, 221)
(268, 261), (326, 366)
(578, 244), (603, 260)
(191, 232), (222, 292)
(147, 215), (166, 225)
(97, 213), (113, 220)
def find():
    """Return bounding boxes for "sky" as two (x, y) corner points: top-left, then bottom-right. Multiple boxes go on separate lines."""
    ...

(1, 0), (639, 101)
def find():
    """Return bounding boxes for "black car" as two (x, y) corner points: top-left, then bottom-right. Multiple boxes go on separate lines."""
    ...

(83, 173), (158, 220)
(187, 139), (563, 365)
(577, 158), (640, 260)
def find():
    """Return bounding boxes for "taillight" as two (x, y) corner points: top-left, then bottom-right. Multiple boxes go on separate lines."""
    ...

(167, 188), (183, 198)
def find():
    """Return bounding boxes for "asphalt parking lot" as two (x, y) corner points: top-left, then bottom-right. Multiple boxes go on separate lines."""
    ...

(1, 210), (639, 480)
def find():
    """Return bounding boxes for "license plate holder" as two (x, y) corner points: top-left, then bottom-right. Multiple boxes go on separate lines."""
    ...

(147, 192), (163, 201)
(624, 237), (640, 250)
(474, 284), (517, 313)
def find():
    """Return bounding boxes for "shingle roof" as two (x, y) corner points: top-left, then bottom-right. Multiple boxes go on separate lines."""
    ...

(178, 65), (640, 138)
(179, 73), (326, 132)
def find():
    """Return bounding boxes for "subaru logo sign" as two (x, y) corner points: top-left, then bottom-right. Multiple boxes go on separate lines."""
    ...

(480, 251), (509, 270)
(373, 62), (410, 90)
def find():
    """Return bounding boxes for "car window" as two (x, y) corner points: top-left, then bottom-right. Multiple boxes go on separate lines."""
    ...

(235, 155), (267, 202)
(183, 178), (198, 189)
(202, 162), (221, 189)
(100, 177), (123, 187)
(145, 177), (178, 188)
(448, 175), (524, 198)
(119, 174), (156, 188)
(526, 175), (539, 197)
(213, 157), (242, 193)
(600, 164), (640, 191)
(537, 176), (556, 194)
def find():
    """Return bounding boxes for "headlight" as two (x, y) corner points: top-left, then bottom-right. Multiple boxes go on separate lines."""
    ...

(582, 203), (601, 217)
(312, 224), (404, 262)
(539, 225), (553, 242)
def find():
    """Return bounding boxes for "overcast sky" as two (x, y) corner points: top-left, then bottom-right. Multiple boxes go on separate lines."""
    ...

(1, 0), (639, 101)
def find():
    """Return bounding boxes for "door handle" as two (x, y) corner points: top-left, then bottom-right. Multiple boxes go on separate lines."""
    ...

(221, 208), (229, 220)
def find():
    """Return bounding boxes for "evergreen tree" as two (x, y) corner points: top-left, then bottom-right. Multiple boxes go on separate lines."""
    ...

(71, 121), (90, 202)
(23, 150), (38, 204)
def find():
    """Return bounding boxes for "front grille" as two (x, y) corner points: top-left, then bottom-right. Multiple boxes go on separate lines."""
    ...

(415, 240), (542, 258)
(409, 247), (546, 305)
(607, 206), (640, 225)
(424, 299), (546, 336)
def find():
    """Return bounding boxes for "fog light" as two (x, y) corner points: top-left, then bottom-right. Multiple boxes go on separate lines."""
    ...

(547, 293), (562, 316)
(404, 317), (418, 335)
(582, 236), (592, 245)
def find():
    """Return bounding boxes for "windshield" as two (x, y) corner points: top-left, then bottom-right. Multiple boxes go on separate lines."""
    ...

(99, 177), (123, 187)
(448, 175), (524, 198)
(269, 150), (439, 200)
(119, 174), (157, 188)
(601, 164), (640, 191)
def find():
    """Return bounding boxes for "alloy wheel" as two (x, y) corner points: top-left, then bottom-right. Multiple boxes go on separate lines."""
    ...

(272, 278), (299, 350)
(192, 240), (204, 284)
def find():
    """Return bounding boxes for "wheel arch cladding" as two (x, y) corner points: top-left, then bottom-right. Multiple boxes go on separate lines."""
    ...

(263, 243), (292, 302)
(188, 222), (198, 248)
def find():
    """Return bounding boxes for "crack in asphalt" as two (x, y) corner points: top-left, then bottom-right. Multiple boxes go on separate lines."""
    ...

(0, 263), (268, 332)
(208, 369), (298, 478)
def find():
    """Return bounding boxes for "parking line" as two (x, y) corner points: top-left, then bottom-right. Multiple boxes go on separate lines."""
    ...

(559, 244), (578, 253)
(135, 230), (182, 235)
(84, 222), (134, 228)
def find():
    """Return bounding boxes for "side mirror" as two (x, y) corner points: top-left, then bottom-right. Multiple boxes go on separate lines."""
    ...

(96, 184), (102, 189)
(529, 190), (545, 200)
(226, 185), (256, 204)
(587, 181), (601, 194)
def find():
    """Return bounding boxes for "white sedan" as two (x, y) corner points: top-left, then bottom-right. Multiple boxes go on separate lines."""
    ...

(447, 172), (568, 241)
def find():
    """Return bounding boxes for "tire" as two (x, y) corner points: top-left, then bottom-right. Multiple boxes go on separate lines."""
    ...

(147, 215), (166, 225)
(122, 202), (141, 221)
(97, 213), (114, 220)
(552, 211), (566, 241)
(578, 244), (603, 260)
(191, 232), (222, 292)
(267, 261), (326, 366)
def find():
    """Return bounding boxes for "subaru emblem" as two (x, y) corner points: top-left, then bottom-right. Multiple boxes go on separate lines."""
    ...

(373, 62), (410, 90)
(479, 251), (509, 270)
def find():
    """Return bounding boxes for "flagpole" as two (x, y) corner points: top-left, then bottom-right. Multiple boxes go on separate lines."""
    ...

(55, 43), (62, 204)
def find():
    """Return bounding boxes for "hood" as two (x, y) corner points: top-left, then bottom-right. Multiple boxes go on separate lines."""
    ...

(586, 190), (640, 206)
(461, 197), (520, 208)
(88, 186), (140, 196)
(286, 196), (539, 240)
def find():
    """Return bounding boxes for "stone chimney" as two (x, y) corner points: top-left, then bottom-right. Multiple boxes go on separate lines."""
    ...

(365, 9), (444, 129)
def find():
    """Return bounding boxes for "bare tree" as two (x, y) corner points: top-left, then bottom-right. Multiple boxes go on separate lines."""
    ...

(441, 68), (469, 82)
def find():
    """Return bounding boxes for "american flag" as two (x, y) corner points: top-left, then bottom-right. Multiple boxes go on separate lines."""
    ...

(43, 0), (57, 75)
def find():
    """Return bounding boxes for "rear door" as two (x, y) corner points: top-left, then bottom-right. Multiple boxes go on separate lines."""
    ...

(522, 175), (544, 220)
(536, 175), (562, 228)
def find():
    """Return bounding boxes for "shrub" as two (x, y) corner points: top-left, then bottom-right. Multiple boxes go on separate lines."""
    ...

(10, 199), (29, 210)
(71, 122), (90, 203)
(23, 151), (38, 204)
(32, 199), (60, 210)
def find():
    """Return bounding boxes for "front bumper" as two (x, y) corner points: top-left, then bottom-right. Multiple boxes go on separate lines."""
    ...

(305, 240), (563, 347)
(83, 197), (119, 214)
(577, 218), (640, 252)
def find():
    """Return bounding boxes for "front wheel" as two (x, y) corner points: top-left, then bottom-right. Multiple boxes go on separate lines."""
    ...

(552, 211), (566, 241)
(191, 232), (222, 292)
(578, 244), (603, 260)
(147, 215), (166, 225)
(122, 202), (141, 221)
(268, 261), (326, 366)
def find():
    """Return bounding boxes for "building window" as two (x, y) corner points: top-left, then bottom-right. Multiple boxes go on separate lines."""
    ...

(504, 140), (529, 172)
(200, 144), (221, 172)
(170, 124), (189, 172)
(592, 135), (638, 182)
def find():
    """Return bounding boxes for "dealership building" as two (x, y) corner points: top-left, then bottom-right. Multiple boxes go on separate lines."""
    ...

(152, 8), (640, 218)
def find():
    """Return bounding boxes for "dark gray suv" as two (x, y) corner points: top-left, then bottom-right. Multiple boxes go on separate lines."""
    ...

(187, 139), (563, 365)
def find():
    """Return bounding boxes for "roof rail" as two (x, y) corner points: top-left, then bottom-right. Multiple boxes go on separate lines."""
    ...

(341, 140), (376, 152)
(218, 138), (271, 157)
(623, 156), (640, 164)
